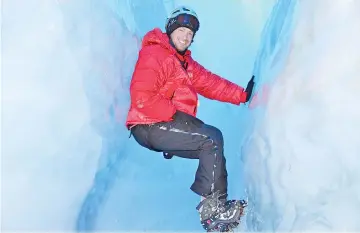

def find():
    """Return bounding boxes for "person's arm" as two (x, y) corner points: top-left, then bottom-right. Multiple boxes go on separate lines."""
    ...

(130, 54), (176, 120)
(190, 60), (247, 105)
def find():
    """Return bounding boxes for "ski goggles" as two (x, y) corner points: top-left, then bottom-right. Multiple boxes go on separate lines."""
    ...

(174, 14), (200, 32)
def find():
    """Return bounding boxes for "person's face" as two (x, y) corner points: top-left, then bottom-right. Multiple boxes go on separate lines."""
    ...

(170, 27), (194, 52)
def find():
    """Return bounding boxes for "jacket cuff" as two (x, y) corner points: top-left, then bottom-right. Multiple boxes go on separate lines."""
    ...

(239, 91), (247, 104)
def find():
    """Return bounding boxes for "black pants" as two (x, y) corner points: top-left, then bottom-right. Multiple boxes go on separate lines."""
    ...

(130, 115), (228, 199)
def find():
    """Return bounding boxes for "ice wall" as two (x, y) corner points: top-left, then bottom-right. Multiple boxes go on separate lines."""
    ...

(2, 0), (102, 230)
(2, 0), (360, 232)
(243, 0), (360, 231)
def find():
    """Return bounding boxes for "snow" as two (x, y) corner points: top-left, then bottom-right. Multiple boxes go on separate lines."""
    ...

(1, 0), (360, 232)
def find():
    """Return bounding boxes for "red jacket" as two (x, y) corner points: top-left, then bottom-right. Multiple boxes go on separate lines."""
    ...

(125, 28), (247, 128)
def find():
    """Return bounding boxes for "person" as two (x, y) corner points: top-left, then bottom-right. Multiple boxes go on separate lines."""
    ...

(125, 6), (255, 232)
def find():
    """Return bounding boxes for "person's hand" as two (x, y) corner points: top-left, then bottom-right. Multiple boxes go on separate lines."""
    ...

(245, 75), (255, 102)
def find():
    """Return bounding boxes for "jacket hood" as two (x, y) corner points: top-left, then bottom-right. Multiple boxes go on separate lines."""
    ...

(141, 28), (191, 57)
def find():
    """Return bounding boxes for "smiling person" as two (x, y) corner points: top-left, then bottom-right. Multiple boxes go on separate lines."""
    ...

(126, 6), (254, 232)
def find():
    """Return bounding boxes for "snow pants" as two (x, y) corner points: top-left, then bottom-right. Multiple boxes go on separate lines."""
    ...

(130, 113), (228, 199)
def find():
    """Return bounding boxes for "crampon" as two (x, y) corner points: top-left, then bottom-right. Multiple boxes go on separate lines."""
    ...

(203, 199), (247, 232)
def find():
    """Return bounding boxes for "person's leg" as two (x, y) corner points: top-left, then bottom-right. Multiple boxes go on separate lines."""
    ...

(131, 119), (227, 198)
(130, 114), (245, 231)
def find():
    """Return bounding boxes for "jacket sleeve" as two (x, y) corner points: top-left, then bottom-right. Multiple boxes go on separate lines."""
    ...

(190, 60), (247, 105)
(130, 53), (176, 120)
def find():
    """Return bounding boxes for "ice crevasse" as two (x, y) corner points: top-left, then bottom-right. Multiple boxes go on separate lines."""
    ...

(1, 0), (360, 232)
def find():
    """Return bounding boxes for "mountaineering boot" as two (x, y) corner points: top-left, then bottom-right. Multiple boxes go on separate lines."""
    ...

(196, 191), (247, 232)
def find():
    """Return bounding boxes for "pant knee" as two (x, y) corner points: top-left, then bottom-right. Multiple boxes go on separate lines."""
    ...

(213, 127), (224, 147)
(203, 125), (224, 149)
